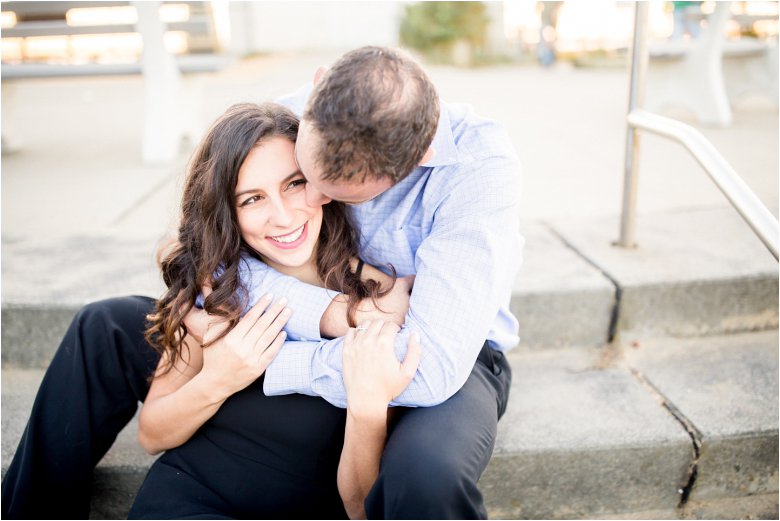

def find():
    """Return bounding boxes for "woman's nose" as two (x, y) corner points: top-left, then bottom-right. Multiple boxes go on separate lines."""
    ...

(305, 182), (332, 207)
(270, 197), (296, 227)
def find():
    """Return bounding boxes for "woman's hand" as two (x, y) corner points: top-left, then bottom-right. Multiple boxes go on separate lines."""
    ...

(139, 294), (291, 455)
(338, 321), (421, 519)
(342, 320), (422, 419)
(196, 293), (291, 401)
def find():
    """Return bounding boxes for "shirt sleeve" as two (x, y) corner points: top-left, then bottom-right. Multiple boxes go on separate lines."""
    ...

(264, 155), (523, 408)
(274, 83), (313, 118)
(238, 256), (336, 342)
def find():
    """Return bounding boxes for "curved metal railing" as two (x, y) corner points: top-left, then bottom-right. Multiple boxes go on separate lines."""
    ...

(618, 3), (778, 261)
(628, 109), (779, 259)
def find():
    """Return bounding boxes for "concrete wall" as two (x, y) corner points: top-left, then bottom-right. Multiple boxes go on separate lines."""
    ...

(227, 1), (407, 55)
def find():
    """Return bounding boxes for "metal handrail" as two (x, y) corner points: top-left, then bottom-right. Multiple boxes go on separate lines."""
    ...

(618, 3), (779, 261)
(628, 109), (779, 259)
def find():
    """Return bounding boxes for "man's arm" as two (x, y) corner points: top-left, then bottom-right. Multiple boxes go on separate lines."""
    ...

(225, 255), (409, 342)
(231, 256), (336, 341)
(264, 156), (523, 407)
(320, 267), (414, 338)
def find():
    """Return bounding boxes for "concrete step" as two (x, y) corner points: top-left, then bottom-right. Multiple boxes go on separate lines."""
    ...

(484, 329), (779, 519)
(548, 206), (779, 343)
(0, 369), (159, 519)
(2, 206), (778, 369)
(2, 331), (777, 519)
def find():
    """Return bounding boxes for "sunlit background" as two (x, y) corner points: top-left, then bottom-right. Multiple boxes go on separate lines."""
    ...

(504, 1), (778, 49)
(1, 1), (777, 232)
(1, 3), (227, 63)
(1, 1), (778, 66)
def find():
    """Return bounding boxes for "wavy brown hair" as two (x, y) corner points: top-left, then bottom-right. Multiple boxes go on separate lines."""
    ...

(146, 102), (394, 376)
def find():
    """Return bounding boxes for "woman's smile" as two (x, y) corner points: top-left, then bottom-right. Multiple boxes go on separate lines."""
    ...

(267, 222), (308, 248)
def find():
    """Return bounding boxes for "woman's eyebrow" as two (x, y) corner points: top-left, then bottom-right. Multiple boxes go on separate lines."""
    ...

(235, 186), (260, 199)
(234, 171), (302, 199)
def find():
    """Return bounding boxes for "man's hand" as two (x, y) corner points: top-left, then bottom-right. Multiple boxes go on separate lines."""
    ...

(182, 306), (222, 346)
(320, 274), (414, 339)
(182, 285), (217, 345)
(356, 274), (414, 327)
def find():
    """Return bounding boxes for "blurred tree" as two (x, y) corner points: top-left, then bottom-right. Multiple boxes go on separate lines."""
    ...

(400, 2), (488, 65)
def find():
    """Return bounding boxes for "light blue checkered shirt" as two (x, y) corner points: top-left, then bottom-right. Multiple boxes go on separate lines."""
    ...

(241, 83), (524, 408)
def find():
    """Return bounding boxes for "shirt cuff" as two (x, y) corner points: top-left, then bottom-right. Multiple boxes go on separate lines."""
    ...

(263, 340), (318, 397)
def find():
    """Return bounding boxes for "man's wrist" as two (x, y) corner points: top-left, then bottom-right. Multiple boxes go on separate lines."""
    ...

(319, 294), (350, 338)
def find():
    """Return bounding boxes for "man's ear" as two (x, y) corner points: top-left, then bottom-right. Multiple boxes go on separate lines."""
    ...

(418, 146), (435, 166)
(313, 66), (327, 85)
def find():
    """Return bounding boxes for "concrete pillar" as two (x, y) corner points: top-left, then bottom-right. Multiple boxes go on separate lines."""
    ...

(133, 1), (183, 165)
(1, 81), (24, 154)
(484, 1), (508, 56)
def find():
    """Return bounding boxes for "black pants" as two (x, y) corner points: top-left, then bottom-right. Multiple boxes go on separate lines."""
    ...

(2, 297), (511, 519)
(2, 296), (159, 519)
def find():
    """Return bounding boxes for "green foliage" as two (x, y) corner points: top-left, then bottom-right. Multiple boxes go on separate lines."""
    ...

(400, 2), (488, 52)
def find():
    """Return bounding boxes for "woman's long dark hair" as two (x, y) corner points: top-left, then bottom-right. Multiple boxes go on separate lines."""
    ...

(146, 102), (394, 375)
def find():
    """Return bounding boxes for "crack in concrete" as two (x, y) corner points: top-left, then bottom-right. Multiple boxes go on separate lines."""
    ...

(108, 172), (176, 228)
(606, 285), (622, 343)
(542, 223), (623, 342)
(629, 368), (703, 507)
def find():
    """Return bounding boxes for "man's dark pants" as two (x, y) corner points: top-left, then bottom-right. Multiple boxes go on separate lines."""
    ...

(1, 296), (511, 519)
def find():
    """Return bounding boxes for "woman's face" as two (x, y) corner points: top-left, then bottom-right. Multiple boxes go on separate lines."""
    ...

(235, 136), (324, 271)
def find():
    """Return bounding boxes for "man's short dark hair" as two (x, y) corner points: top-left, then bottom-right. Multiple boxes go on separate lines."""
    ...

(303, 46), (440, 185)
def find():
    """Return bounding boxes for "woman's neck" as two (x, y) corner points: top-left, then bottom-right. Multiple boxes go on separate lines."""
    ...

(263, 244), (322, 287)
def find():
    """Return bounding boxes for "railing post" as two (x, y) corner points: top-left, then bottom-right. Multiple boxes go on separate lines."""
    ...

(618, 2), (650, 248)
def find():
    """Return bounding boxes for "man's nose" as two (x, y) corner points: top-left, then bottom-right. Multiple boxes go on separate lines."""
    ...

(305, 182), (332, 206)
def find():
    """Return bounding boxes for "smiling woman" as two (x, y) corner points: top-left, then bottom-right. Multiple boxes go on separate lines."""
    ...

(235, 137), (324, 279)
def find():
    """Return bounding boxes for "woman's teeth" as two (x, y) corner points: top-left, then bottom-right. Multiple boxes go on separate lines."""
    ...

(271, 224), (305, 243)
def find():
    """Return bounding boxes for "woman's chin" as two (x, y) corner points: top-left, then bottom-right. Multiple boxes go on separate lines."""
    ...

(261, 243), (318, 273)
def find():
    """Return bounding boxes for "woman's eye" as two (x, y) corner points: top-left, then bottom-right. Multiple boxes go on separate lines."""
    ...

(287, 179), (307, 190)
(240, 195), (262, 207)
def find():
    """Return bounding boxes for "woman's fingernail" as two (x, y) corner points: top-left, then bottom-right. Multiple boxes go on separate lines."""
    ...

(283, 308), (291, 316)
(412, 332), (420, 341)
(278, 297), (288, 307)
(263, 293), (273, 301)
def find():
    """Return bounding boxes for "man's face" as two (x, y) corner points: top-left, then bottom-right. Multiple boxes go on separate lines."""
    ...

(294, 119), (394, 206)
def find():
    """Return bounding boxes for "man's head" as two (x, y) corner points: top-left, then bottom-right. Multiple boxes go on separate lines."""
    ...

(296, 46), (440, 205)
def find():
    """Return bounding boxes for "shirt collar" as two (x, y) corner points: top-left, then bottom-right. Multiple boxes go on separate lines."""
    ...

(419, 100), (460, 168)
